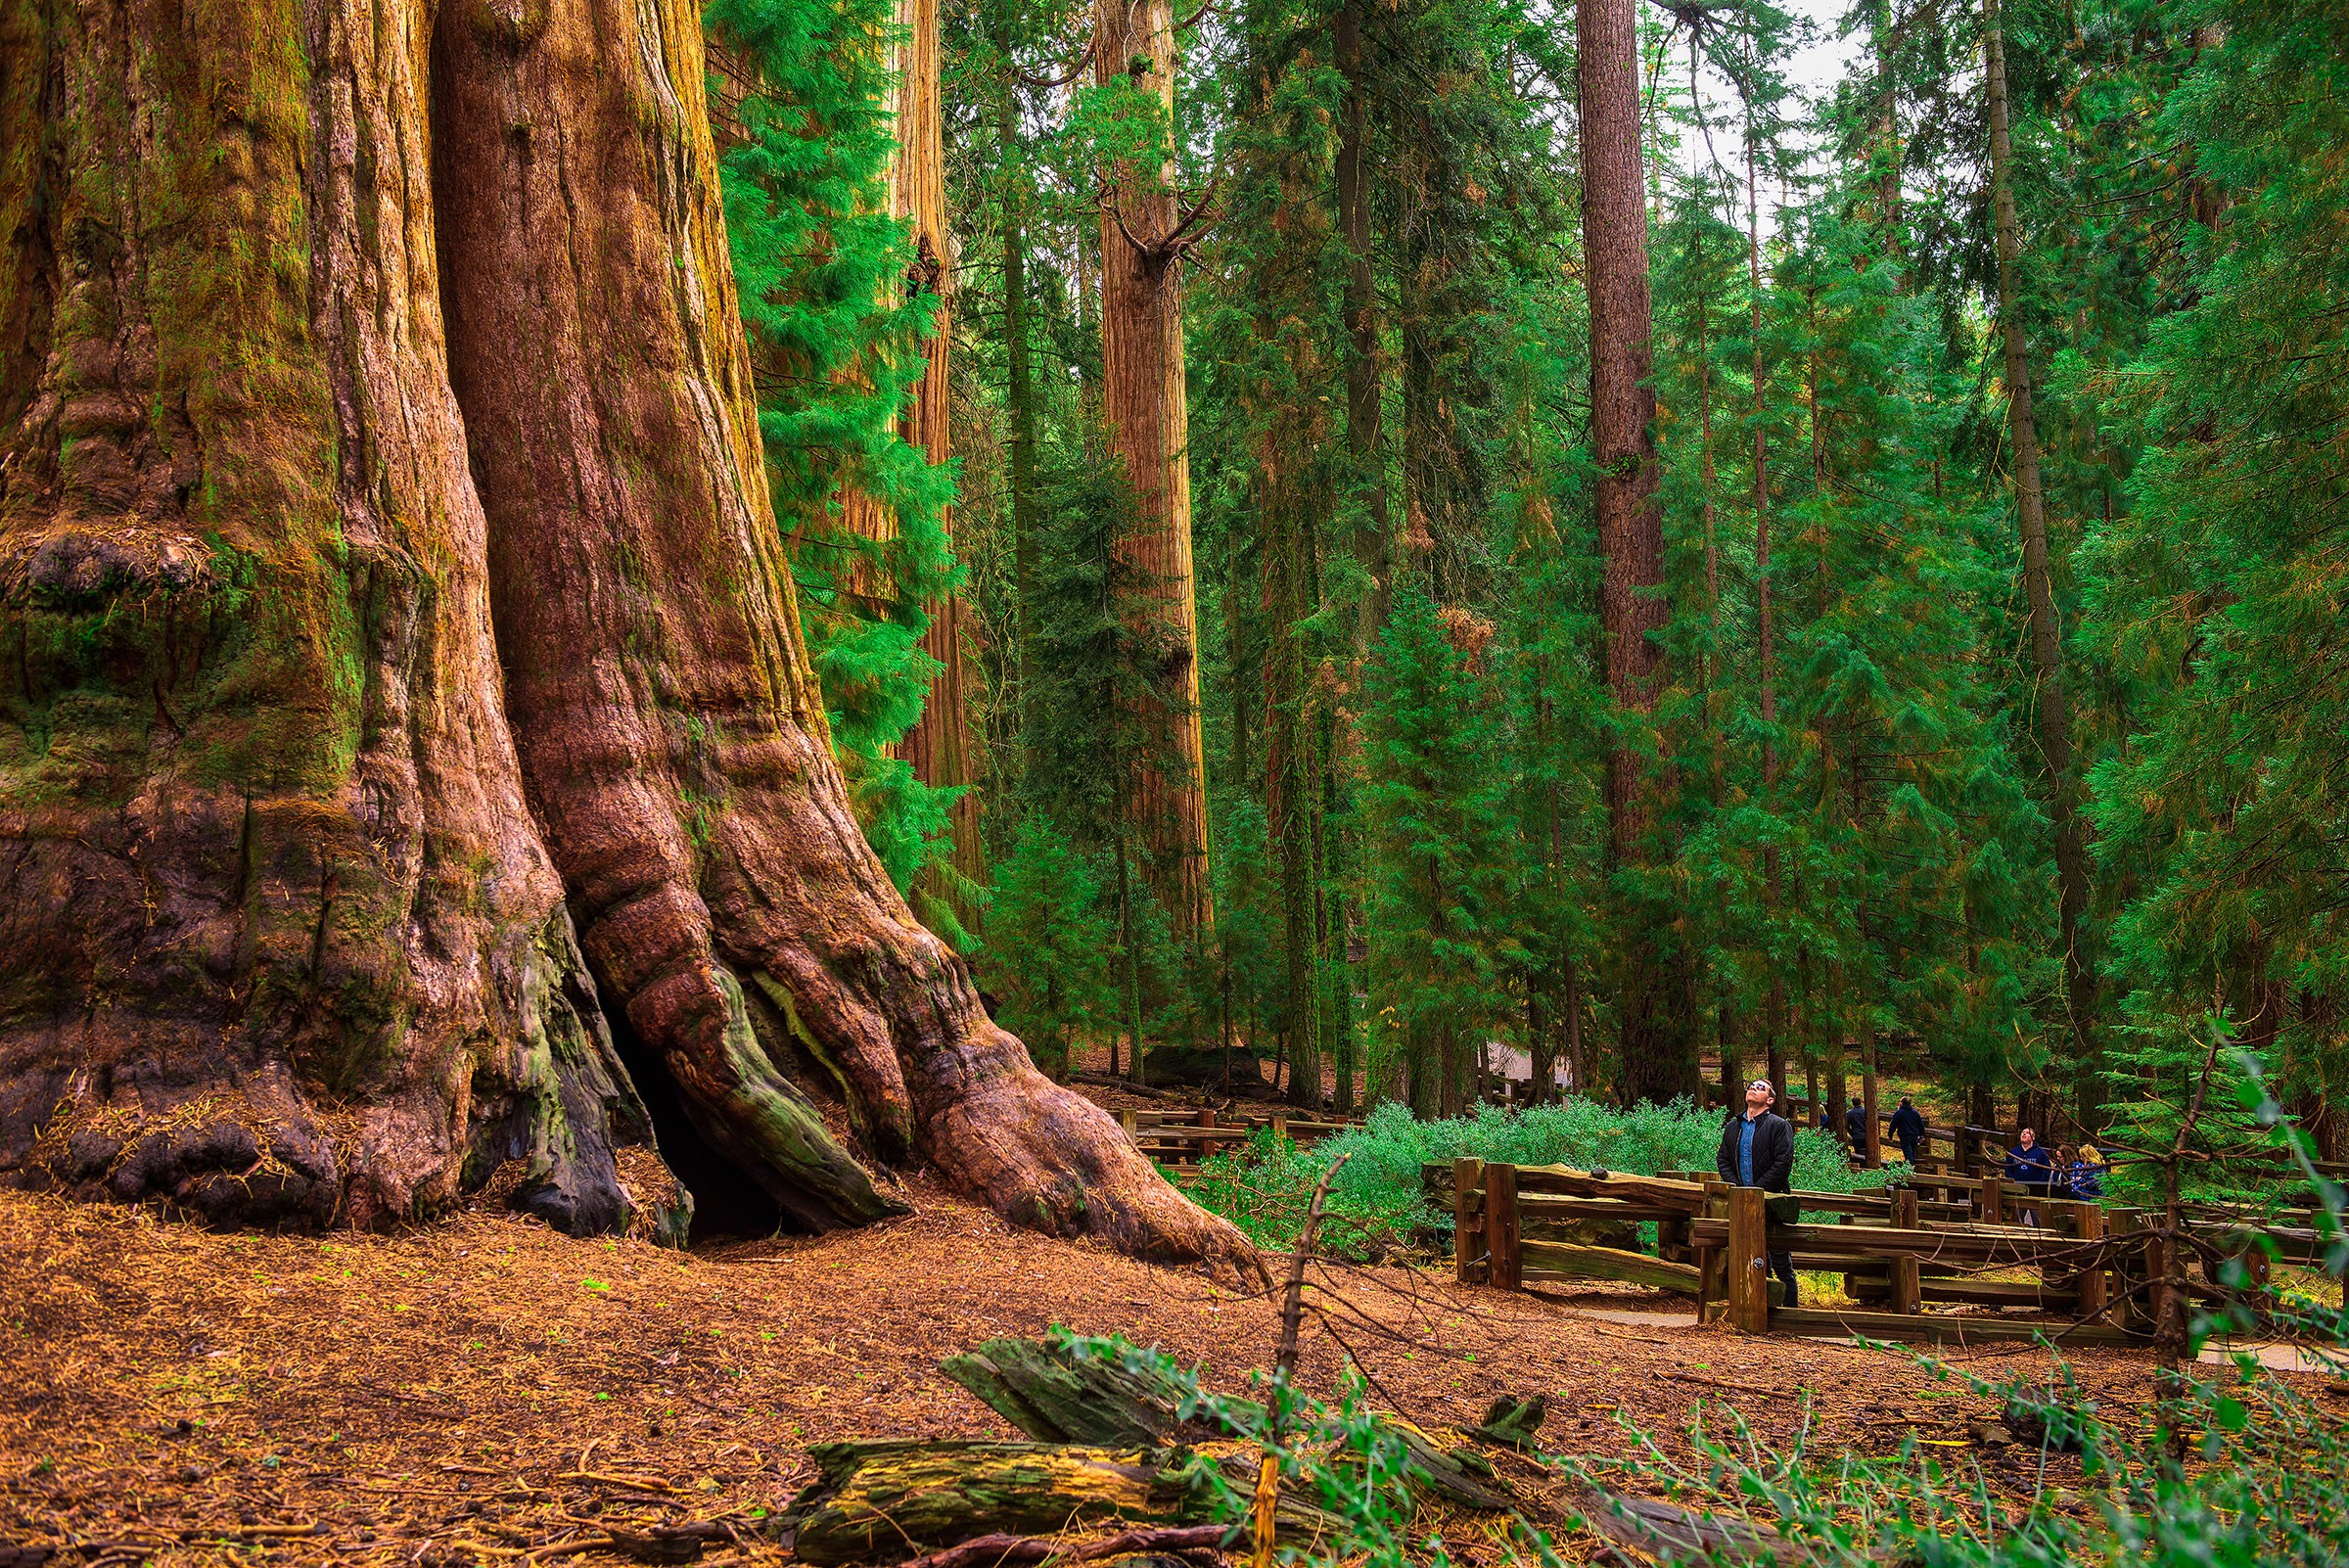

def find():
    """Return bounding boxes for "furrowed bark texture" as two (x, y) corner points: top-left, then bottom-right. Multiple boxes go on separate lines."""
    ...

(887, 0), (985, 938)
(429, 0), (1247, 1260)
(0, 0), (1251, 1269)
(0, 0), (680, 1237)
(1094, 0), (1212, 939)
(1579, 0), (1690, 1104)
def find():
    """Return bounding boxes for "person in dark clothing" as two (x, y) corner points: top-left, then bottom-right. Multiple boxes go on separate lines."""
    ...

(1845, 1103), (1866, 1147)
(2004, 1128), (2056, 1223)
(1888, 1097), (1926, 1166)
(1716, 1079), (1799, 1309)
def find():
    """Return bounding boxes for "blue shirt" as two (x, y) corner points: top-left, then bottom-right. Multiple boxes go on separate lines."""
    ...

(1739, 1116), (1758, 1186)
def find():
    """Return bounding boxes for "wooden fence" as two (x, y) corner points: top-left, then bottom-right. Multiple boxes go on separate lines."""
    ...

(1116, 1107), (1361, 1168)
(1424, 1160), (2328, 1344)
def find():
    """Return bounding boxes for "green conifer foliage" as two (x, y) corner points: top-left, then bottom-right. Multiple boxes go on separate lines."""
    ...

(706, 0), (962, 894)
(2078, 0), (2349, 1141)
(1360, 589), (1517, 1116)
(985, 816), (1117, 1076)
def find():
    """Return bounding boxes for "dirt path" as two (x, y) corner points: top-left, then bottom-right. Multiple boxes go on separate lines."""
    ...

(0, 1187), (2205, 1564)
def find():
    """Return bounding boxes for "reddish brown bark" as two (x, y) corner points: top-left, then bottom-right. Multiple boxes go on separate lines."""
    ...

(885, 0), (986, 936)
(0, 0), (673, 1237)
(1094, 0), (1212, 939)
(1578, 0), (1687, 1103)
(0, 0), (1251, 1271)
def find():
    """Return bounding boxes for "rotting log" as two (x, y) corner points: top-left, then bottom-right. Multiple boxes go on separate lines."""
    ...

(936, 1337), (1516, 1514)
(787, 1442), (1319, 1566)
(940, 1339), (1212, 1448)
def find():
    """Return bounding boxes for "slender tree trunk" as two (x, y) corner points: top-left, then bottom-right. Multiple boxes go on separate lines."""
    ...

(889, 0), (985, 936)
(1094, 0), (1212, 938)
(1265, 484), (1322, 1111)
(1749, 131), (1786, 1118)
(1581, 0), (1686, 1104)
(1985, 0), (2094, 1119)
(996, 22), (1043, 739)
(1334, 0), (1390, 652)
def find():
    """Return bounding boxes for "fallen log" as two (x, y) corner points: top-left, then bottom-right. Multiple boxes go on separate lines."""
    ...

(788, 1441), (1342, 1565)
(939, 1337), (1515, 1512)
(896, 1524), (1238, 1568)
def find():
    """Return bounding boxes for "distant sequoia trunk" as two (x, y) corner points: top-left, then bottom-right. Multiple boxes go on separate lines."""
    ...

(0, 0), (1249, 1270)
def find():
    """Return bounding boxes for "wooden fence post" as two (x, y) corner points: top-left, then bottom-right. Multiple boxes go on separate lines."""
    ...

(1453, 1157), (1485, 1285)
(1727, 1186), (1769, 1333)
(1485, 1163), (1521, 1292)
(2071, 1201), (2107, 1320)
(1890, 1188), (1922, 1314)
(1119, 1108), (1138, 1141)
(1979, 1174), (2003, 1225)
(1697, 1182), (1728, 1323)
(1271, 1111), (1289, 1143)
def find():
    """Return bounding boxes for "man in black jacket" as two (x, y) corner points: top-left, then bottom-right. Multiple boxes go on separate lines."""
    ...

(1716, 1079), (1799, 1309)
(1888, 1097), (1926, 1166)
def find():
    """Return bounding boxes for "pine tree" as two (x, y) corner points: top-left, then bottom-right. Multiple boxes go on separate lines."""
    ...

(1361, 589), (1517, 1116)
(710, 0), (964, 898)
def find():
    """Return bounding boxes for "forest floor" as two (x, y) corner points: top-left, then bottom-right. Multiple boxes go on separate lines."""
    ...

(0, 1183), (2281, 1568)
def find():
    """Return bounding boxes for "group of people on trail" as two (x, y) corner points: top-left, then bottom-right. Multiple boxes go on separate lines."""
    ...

(2002, 1127), (2107, 1222)
(1716, 1083), (2113, 1310)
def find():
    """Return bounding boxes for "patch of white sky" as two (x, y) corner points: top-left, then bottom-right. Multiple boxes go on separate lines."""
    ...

(1660, 0), (1868, 191)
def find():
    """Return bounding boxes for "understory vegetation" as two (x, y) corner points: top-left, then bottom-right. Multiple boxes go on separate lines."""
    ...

(1180, 1098), (1885, 1257)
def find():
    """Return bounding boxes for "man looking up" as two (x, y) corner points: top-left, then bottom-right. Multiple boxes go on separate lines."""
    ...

(1716, 1078), (1799, 1310)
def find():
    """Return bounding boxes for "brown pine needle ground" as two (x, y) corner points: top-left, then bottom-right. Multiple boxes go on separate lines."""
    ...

(0, 1186), (2266, 1566)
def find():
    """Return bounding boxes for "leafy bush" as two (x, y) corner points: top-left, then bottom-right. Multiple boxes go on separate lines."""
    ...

(1184, 1097), (1887, 1259)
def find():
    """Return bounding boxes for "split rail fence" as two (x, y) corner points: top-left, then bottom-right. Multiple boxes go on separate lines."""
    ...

(1426, 1159), (2328, 1344)
(1117, 1107), (1361, 1168)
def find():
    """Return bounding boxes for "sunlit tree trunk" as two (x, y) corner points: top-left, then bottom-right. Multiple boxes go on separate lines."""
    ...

(1094, 0), (1212, 938)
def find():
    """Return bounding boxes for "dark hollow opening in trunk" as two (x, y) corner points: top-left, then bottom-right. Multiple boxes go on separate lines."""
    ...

(604, 1003), (783, 1243)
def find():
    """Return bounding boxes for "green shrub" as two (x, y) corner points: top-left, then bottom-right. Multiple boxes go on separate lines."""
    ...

(1183, 1097), (1889, 1259)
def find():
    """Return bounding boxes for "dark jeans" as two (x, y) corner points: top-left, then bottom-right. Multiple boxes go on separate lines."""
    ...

(1767, 1249), (1798, 1309)
(1898, 1140), (1920, 1167)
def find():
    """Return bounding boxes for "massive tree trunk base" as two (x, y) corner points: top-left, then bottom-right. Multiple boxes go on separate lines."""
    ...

(0, 0), (1254, 1275)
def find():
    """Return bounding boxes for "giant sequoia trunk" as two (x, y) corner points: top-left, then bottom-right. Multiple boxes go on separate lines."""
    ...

(1578, 0), (1691, 1104)
(1093, 0), (1212, 939)
(0, 0), (1249, 1270)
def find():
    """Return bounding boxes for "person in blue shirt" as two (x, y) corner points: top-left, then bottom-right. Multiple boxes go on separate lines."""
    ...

(2004, 1128), (2056, 1223)
(1715, 1079), (1799, 1309)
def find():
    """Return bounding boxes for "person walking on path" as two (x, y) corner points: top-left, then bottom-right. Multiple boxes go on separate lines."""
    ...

(1889, 1097), (1926, 1167)
(1845, 1103), (1866, 1148)
(2005, 1127), (2056, 1224)
(1717, 1078), (1800, 1310)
